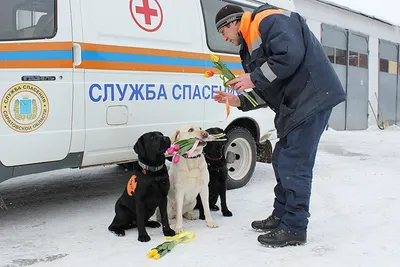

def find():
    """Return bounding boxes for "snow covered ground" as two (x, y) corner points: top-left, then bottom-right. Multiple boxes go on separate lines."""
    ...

(1, 126), (400, 267)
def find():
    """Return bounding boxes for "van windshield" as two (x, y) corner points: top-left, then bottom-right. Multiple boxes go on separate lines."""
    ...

(0, 0), (56, 41)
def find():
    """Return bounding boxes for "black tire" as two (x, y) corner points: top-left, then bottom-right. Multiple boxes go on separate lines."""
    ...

(117, 162), (133, 170)
(224, 126), (257, 190)
(256, 139), (273, 163)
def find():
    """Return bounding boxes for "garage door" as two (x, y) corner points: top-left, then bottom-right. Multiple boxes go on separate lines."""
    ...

(346, 32), (369, 130)
(378, 40), (398, 126)
(321, 24), (347, 130)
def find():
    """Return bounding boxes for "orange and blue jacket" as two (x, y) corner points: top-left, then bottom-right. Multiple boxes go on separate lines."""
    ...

(237, 4), (346, 138)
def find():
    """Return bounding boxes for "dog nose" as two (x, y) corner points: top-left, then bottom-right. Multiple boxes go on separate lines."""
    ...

(163, 136), (171, 145)
(201, 131), (209, 139)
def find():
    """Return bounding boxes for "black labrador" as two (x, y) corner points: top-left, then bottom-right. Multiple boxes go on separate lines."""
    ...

(195, 127), (233, 219)
(108, 131), (175, 242)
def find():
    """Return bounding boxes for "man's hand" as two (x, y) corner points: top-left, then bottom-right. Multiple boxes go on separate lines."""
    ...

(213, 91), (240, 107)
(226, 73), (255, 92)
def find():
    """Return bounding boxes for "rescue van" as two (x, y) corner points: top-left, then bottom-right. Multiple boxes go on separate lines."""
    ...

(0, 0), (295, 189)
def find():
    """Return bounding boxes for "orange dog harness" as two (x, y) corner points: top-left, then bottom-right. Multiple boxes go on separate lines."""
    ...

(126, 175), (137, 196)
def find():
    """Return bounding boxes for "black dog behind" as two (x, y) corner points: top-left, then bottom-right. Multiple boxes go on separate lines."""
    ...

(108, 131), (175, 242)
(195, 127), (233, 219)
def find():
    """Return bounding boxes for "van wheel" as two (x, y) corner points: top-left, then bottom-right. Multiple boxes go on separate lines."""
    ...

(256, 140), (273, 163)
(118, 162), (133, 170)
(224, 126), (257, 190)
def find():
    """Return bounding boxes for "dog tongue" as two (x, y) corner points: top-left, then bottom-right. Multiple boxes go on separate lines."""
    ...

(187, 139), (200, 157)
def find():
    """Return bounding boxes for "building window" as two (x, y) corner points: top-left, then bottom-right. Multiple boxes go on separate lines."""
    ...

(380, 59), (389, 73)
(200, 0), (255, 54)
(336, 49), (347, 65)
(0, 0), (56, 41)
(323, 45), (369, 69)
(349, 51), (358, 67)
(389, 60), (398, 75)
(323, 46), (335, 63)
(359, 53), (368, 69)
(379, 58), (398, 74)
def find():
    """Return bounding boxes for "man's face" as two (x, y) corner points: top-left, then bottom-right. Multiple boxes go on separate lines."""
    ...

(219, 21), (240, 46)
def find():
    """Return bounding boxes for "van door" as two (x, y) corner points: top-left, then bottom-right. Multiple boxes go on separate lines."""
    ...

(0, 0), (74, 167)
(80, 0), (206, 166)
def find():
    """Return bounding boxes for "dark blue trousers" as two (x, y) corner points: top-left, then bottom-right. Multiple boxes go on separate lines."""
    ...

(271, 108), (332, 232)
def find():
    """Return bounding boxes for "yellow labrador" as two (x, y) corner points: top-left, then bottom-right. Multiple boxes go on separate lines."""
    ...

(165, 125), (218, 233)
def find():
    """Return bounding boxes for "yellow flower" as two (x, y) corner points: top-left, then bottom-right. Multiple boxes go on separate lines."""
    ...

(153, 253), (161, 260)
(146, 249), (158, 258)
(210, 54), (220, 63)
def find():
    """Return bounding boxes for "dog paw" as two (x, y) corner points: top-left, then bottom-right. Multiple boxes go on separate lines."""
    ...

(199, 214), (205, 220)
(211, 205), (220, 211)
(222, 210), (233, 217)
(138, 233), (151, 242)
(174, 225), (184, 233)
(183, 211), (197, 220)
(146, 220), (161, 228)
(163, 228), (176, 237)
(206, 220), (218, 228)
(110, 229), (125, 237)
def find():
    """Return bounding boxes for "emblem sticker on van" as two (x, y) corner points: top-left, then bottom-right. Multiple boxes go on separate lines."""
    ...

(129, 0), (163, 32)
(1, 83), (49, 133)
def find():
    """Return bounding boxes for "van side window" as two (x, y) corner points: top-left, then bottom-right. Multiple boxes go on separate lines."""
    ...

(200, 0), (254, 54)
(0, 0), (56, 41)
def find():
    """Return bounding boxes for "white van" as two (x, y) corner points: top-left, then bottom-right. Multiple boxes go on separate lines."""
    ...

(0, 0), (295, 189)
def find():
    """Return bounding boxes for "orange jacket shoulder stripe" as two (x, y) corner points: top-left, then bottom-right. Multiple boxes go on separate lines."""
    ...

(239, 9), (284, 51)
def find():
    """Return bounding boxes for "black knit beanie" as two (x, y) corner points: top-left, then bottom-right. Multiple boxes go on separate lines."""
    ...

(215, 4), (244, 32)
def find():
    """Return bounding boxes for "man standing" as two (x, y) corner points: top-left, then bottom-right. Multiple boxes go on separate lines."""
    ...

(213, 3), (346, 247)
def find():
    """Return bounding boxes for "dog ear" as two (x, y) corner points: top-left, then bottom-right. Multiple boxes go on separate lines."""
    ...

(170, 130), (180, 143)
(133, 136), (145, 155)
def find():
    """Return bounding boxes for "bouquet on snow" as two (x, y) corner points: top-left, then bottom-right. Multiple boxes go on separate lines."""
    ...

(167, 132), (226, 164)
(146, 231), (195, 260)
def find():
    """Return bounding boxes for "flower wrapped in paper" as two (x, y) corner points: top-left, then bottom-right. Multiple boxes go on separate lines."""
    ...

(146, 231), (196, 260)
(167, 133), (226, 164)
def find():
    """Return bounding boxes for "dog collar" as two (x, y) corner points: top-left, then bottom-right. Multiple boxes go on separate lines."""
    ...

(182, 153), (202, 159)
(204, 154), (224, 161)
(138, 161), (164, 172)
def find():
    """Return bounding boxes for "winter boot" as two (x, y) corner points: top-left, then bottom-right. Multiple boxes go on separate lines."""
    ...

(257, 227), (307, 247)
(251, 215), (280, 231)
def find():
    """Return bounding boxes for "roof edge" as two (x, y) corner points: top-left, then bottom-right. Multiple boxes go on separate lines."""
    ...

(311, 0), (397, 27)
